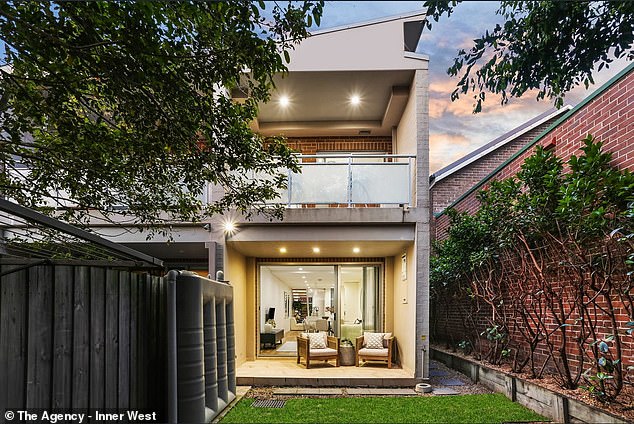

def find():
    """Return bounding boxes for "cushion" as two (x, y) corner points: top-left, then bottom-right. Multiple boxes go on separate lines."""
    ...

(383, 332), (392, 348)
(308, 332), (327, 349)
(359, 347), (388, 356)
(310, 348), (338, 357)
(364, 332), (385, 349)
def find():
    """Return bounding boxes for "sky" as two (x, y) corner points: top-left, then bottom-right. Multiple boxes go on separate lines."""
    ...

(314, 1), (631, 173)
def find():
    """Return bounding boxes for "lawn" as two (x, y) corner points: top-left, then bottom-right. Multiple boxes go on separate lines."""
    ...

(219, 393), (547, 423)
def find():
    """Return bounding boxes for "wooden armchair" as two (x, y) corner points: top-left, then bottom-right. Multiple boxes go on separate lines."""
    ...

(355, 333), (395, 368)
(297, 333), (340, 369)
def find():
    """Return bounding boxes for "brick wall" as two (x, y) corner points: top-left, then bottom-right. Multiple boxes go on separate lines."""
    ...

(435, 68), (634, 239)
(285, 136), (392, 156)
(430, 118), (560, 215)
(431, 66), (634, 380)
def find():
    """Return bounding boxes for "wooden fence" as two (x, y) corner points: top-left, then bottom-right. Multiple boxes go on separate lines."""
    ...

(0, 261), (167, 420)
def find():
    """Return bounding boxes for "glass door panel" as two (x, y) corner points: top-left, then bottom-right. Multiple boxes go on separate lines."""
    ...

(338, 265), (380, 342)
(363, 266), (379, 332)
(259, 264), (336, 357)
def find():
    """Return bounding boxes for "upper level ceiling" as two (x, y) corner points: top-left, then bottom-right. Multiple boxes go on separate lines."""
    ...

(234, 11), (428, 138)
(253, 70), (415, 137)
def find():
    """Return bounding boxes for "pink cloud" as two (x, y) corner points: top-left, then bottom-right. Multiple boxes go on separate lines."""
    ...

(429, 132), (475, 173)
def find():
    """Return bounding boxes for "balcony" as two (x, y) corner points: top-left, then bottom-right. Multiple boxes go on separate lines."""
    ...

(275, 154), (415, 207)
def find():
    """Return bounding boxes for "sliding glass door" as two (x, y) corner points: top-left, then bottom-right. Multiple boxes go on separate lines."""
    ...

(258, 263), (381, 356)
(338, 265), (380, 342)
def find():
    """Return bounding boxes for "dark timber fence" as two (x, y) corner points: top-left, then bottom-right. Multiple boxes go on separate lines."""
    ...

(0, 261), (167, 421)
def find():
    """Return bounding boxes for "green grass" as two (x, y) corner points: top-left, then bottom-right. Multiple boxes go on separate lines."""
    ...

(219, 393), (547, 423)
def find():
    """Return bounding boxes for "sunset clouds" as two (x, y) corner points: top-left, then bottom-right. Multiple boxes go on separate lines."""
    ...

(317, 1), (631, 173)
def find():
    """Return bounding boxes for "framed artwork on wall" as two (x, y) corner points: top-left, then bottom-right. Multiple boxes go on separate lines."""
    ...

(284, 291), (290, 318)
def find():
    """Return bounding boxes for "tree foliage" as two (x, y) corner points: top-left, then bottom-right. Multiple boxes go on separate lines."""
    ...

(0, 1), (323, 231)
(424, 1), (634, 112)
(431, 136), (634, 400)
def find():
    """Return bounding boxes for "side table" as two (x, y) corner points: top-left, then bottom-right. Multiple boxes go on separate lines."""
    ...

(339, 344), (355, 366)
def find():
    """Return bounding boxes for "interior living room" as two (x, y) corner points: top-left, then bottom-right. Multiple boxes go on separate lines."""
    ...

(259, 264), (381, 357)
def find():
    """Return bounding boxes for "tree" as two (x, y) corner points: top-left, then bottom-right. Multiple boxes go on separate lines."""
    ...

(423, 1), (634, 112)
(0, 1), (323, 232)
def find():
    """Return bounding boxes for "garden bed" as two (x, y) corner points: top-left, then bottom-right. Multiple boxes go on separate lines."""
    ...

(431, 346), (632, 423)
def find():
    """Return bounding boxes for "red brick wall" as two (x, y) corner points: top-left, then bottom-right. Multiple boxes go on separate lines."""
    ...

(435, 69), (634, 239)
(285, 136), (392, 156)
(431, 117), (561, 215)
(432, 67), (634, 377)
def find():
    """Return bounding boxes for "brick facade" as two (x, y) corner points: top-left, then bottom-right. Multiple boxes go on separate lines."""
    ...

(285, 136), (392, 156)
(432, 66), (634, 381)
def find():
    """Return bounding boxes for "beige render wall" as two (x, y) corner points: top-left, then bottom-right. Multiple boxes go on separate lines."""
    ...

(384, 257), (394, 336)
(391, 243), (417, 375)
(394, 82), (418, 156)
(225, 245), (250, 365)
(395, 78), (419, 213)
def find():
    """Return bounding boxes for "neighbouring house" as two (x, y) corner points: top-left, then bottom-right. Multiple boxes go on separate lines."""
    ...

(434, 64), (634, 240)
(98, 11), (432, 380)
(432, 63), (634, 372)
(430, 106), (571, 220)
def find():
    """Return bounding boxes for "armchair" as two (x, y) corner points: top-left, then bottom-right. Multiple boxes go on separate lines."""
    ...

(355, 332), (395, 368)
(297, 333), (340, 369)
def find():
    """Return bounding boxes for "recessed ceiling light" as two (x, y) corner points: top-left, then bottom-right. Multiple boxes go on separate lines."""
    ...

(353, 247), (360, 254)
(350, 94), (361, 105)
(279, 95), (290, 107)
(279, 247), (287, 253)
(302, 275), (306, 279)
(298, 267), (303, 271)
(312, 247), (320, 253)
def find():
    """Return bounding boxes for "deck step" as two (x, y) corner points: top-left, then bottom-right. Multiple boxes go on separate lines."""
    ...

(238, 376), (419, 387)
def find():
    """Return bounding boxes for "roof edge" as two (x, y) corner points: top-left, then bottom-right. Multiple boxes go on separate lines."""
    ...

(404, 51), (429, 62)
(430, 106), (572, 187)
(436, 62), (634, 219)
(310, 10), (427, 37)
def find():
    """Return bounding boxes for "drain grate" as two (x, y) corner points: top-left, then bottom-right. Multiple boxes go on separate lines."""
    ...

(252, 399), (286, 408)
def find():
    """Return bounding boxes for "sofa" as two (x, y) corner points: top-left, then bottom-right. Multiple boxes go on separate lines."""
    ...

(290, 317), (304, 331)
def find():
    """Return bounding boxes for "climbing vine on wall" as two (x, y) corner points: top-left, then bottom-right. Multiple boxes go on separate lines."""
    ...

(431, 135), (634, 402)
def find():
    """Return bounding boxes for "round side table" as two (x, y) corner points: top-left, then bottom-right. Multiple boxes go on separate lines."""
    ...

(339, 344), (355, 366)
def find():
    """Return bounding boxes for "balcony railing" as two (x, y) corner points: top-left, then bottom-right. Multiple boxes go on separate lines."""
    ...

(275, 154), (415, 207)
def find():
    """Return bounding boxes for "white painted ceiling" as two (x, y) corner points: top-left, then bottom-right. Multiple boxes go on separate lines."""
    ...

(263, 264), (364, 289)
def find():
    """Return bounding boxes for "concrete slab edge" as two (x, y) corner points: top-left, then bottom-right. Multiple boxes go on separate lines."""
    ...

(212, 386), (251, 424)
(431, 348), (628, 424)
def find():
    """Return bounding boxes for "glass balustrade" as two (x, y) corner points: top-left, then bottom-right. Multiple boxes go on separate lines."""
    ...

(257, 154), (415, 207)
